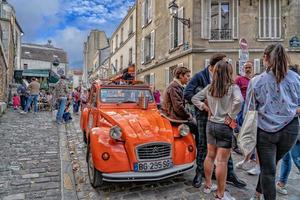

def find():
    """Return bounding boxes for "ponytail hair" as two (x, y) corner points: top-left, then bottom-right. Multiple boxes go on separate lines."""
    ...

(265, 43), (290, 83)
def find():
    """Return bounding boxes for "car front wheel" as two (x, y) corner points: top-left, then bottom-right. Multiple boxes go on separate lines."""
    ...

(87, 144), (103, 188)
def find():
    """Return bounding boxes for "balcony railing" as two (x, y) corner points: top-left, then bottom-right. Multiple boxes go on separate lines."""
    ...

(210, 29), (232, 40)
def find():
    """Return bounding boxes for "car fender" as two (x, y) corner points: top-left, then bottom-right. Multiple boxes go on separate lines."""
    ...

(89, 127), (131, 173)
(80, 107), (89, 134)
(173, 134), (196, 165)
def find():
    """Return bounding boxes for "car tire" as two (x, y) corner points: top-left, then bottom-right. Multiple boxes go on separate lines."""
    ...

(87, 143), (103, 188)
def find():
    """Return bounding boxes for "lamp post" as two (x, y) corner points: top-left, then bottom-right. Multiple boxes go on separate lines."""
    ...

(168, 0), (191, 28)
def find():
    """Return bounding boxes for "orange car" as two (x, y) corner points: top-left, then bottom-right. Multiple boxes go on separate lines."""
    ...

(80, 81), (196, 187)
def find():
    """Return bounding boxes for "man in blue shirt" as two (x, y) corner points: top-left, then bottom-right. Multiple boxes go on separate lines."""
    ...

(184, 53), (246, 188)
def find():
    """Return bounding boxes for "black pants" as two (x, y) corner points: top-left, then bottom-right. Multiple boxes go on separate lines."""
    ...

(20, 95), (27, 110)
(196, 118), (235, 176)
(256, 118), (299, 200)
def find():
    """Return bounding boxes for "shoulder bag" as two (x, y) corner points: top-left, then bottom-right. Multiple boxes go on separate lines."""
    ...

(238, 90), (257, 156)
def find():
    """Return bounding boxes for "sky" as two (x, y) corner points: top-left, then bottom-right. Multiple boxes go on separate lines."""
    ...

(9, 0), (135, 69)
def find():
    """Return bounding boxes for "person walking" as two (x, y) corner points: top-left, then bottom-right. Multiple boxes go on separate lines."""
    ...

(12, 93), (20, 110)
(153, 88), (161, 109)
(192, 60), (243, 200)
(17, 83), (28, 110)
(247, 44), (300, 200)
(234, 62), (261, 176)
(53, 75), (69, 124)
(21, 77), (40, 114)
(184, 54), (246, 188)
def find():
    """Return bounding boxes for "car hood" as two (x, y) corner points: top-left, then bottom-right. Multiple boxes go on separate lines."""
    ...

(100, 108), (174, 144)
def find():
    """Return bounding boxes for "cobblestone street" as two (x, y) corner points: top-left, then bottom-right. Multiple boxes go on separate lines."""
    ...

(1, 110), (300, 200)
(0, 111), (61, 200)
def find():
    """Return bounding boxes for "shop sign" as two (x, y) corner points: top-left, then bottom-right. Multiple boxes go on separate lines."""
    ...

(289, 36), (300, 48)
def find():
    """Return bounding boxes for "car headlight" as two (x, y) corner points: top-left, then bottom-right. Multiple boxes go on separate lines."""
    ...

(109, 125), (122, 140)
(178, 124), (190, 137)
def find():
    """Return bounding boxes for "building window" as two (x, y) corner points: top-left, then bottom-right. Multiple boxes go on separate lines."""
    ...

(115, 59), (118, 72)
(170, 7), (184, 49)
(201, 0), (238, 40)
(115, 34), (119, 50)
(129, 15), (134, 35)
(111, 39), (114, 53)
(23, 63), (28, 70)
(259, 0), (281, 39)
(210, 1), (232, 40)
(129, 48), (133, 65)
(141, 0), (152, 28)
(120, 55), (123, 70)
(120, 27), (124, 44)
(141, 30), (155, 64)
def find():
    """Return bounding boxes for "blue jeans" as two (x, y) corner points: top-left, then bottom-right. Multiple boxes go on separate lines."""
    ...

(24, 94), (38, 112)
(56, 97), (67, 122)
(278, 141), (300, 184)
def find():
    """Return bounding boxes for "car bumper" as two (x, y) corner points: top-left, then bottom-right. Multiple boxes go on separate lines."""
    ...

(102, 162), (194, 182)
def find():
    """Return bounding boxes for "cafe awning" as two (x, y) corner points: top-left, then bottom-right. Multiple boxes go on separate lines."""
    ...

(22, 69), (49, 77)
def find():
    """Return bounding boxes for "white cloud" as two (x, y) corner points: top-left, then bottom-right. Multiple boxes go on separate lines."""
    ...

(9, 0), (61, 39)
(8, 0), (135, 69)
(50, 27), (88, 68)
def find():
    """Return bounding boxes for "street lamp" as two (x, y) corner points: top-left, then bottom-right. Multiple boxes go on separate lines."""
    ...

(168, 0), (191, 28)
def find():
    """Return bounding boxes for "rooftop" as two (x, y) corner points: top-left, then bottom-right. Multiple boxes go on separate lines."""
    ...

(21, 42), (68, 63)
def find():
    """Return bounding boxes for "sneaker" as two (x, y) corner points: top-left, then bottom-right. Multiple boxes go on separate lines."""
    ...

(20, 111), (27, 114)
(235, 160), (252, 171)
(203, 183), (217, 194)
(247, 165), (261, 176)
(215, 191), (236, 200)
(276, 183), (288, 195)
(250, 194), (264, 200)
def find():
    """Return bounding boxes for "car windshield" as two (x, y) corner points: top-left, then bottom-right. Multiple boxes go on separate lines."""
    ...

(100, 88), (154, 103)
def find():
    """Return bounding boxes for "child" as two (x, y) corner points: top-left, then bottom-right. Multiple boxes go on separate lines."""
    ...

(13, 93), (20, 110)
(62, 98), (72, 123)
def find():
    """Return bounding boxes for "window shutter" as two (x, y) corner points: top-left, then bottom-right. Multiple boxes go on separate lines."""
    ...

(150, 73), (155, 87)
(170, 17), (174, 49)
(148, 0), (152, 23)
(150, 30), (155, 59)
(254, 59), (261, 74)
(201, 0), (211, 39)
(165, 67), (170, 86)
(205, 59), (210, 67)
(232, 0), (239, 39)
(141, 38), (145, 64)
(178, 7), (184, 45)
(142, 1), (145, 28)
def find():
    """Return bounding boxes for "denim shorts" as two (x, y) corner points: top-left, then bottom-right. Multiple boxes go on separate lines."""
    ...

(206, 121), (233, 149)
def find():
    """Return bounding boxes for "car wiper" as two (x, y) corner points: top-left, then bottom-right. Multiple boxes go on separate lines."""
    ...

(119, 100), (136, 103)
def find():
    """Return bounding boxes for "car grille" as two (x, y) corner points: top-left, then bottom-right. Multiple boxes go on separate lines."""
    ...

(136, 143), (172, 161)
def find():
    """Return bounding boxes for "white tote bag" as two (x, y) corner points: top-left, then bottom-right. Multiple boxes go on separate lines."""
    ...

(238, 91), (257, 156)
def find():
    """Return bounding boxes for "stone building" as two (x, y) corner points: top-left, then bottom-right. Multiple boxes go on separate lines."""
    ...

(136, 0), (300, 91)
(83, 30), (109, 84)
(21, 42), (68, 76)
(0, 0), (23, 109)
(110, 5), (136, 76)
(89, 46), (110, 81)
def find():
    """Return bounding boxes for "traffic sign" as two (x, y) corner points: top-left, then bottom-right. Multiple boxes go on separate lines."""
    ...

(239, 38), (248, 51)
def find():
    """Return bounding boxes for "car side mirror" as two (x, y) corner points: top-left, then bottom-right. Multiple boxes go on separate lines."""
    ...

(138, 96), (149, 110)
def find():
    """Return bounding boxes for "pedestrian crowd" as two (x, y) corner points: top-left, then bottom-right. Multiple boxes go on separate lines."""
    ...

(162, 43), (300, 200)
(16, 75), (87, 125)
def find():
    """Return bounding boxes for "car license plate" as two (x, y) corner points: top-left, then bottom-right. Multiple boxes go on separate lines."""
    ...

(134, 159), (173, 172)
